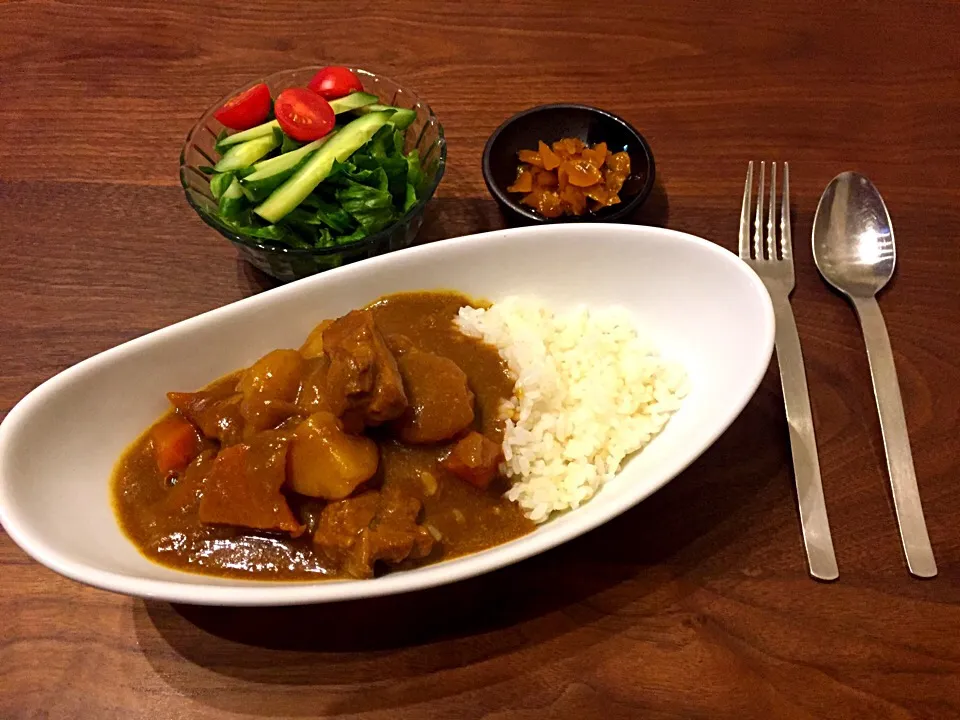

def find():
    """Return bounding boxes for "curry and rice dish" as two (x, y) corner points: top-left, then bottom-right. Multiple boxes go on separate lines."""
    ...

(113, 291), (686, 581)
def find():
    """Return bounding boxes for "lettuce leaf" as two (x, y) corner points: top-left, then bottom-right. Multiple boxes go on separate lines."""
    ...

(215, 126), (425, 250)
(308, 200), (355, 234)
(218, 212), (311, 248)
(336, 179), (397, 233)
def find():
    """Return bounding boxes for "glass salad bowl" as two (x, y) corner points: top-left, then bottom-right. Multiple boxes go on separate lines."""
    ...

(179, 67), (446, 283)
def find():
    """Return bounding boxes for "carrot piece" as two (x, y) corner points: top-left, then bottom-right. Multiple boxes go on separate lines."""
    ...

(151, 415), (202, 474)
(441, 432), (502, 490)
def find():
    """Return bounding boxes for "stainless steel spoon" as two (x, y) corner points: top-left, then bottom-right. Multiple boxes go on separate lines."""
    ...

(812, 171), (936, 578)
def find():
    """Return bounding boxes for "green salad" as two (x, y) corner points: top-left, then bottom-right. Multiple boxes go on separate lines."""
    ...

(202, 83), (423, 250)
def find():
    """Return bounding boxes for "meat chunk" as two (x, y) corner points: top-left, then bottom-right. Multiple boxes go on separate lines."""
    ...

(198, 433), (303, 536)
(323, 310), (408, 426)
(312, 492), (379, 573)
(168, 386), (245, 447)
(286, 411), (379, 499)
(390, 351), (475, 444)
(313, 486), (434, 578)
(442, 432), (503, 490)
(238, 349), (304, 434)
(384, 333), (417, 357)
(371, 487), (435, 563)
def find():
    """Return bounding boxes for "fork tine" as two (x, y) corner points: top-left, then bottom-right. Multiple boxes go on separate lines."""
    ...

(766, 162), (777, 260)
(739, 162), (754, 259)
(753, 161), (766, 260)
(781, 162), (792, 260)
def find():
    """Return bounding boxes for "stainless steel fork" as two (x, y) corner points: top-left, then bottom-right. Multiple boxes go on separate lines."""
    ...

(739, 161), (839, 581)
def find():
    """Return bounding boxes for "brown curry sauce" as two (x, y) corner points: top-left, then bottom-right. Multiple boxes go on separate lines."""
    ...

(112, 291), (534, 580)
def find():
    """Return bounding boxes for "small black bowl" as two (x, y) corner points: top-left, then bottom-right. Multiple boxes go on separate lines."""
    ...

(482, 103), (656, 225)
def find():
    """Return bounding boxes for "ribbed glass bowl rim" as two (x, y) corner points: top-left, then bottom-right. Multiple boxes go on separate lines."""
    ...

(178, 66), (447, 257)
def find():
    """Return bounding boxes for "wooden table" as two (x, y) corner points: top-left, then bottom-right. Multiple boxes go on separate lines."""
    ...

(2, 1), (959, 717)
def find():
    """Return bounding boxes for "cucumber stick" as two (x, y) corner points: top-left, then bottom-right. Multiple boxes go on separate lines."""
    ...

(386, 108), (417, 130)
(329, 91), (378, 114)
(240, 133), (338, 201)
(356, 104), (417, 130)
(218, 178), (247, 218)
(209, 172), (235, 200)
(215, 119), (280, 150)
(255, 112), (392, 223)
(214, 133), (281, 173)
(245, 131), (337, 179)
(241, 155), (307, 202)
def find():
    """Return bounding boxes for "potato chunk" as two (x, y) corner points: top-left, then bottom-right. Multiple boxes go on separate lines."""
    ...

(238, 348), (304, 433)
(299, 319), (333, 359)
(286, 411), (379, 499)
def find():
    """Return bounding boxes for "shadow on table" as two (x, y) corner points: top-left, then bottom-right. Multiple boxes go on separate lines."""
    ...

(232, 185), (670, 298)
(132, 380), (788, 717)
(632, 180), (670, 227)
(232, 196), (504, 298)
(236, 258), (283, 296)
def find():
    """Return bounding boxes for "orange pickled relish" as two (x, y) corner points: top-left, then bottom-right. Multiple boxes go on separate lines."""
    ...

(560, 185), (587, 215)
(538, 141), (562, 171)
(606, 151), (630, 174)
(507, 137), (631, 217)
(517, 149), (543, 168)
(552, 137), (585, 158)
(534, 168), (558, 188)
(522, 189), (563, 218)
(580, 142), (607, 167)
(506, 167), (534, 193)
(563, 159), (603, 188)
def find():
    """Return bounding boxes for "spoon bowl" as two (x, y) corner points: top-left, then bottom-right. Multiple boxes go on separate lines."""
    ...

(812, 172), (896, 298)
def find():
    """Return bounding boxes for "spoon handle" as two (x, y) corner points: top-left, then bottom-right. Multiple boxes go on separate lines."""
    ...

(851, 296), (937, 578)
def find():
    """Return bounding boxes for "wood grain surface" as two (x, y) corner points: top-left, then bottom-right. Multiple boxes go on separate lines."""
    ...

(2, 1), (960, 717)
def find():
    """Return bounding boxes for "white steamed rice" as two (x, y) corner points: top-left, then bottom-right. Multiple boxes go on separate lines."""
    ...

(456, 297), (688, 524)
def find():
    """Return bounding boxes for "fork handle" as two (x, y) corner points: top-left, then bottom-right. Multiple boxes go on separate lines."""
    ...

(851, 296), (937, 578)
(771, 297), (839, 581)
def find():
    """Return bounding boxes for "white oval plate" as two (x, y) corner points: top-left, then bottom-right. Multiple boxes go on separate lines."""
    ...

(0, 224), (773, 606)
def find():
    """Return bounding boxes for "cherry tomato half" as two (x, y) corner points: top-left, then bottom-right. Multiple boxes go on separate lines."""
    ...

(274, 87), (336, 141)
(307, 66), (364, 100)
(213, 83), (272, 131)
